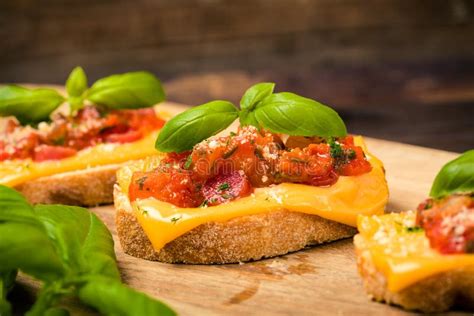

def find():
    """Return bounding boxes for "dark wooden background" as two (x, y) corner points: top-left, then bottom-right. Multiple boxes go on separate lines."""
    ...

(1, 0), (473, 152)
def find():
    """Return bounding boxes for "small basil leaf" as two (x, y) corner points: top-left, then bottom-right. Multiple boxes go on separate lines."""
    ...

(0, 86), (65, 124)
(34, 205), (120, 280)
(240, 82), (275, 111)
(254, 92), (347, 137)
(430, 150), (474, 199)
(239, 82), (274, 127)
(78, 276), (176, 316)
(156, 100), (239, 152)
(66, 67), (88, 98)
(87, 71), (165, 109)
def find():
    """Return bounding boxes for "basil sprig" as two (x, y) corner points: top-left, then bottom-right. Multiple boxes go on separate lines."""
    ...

(156, 82), (347, 152)
(430, 150), (474, 199)
(0, 67), (165, 125)
(0, 185), (175, 316)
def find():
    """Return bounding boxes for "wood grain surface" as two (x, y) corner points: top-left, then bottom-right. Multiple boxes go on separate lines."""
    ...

(13, 139), (469, 315)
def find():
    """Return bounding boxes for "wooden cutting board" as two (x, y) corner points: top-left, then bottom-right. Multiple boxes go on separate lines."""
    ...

(14, 102), (468, 315)
(92, 140), (464, 315)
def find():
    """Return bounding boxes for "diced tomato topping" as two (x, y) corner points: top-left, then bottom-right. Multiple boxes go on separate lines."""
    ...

(202, 171), (253, 206)
(127, 127), (373, 208)
(0, 106), (165, 162)
(338, 146), (372, 176)
(33, 145), (77, 162)
(417, 195), (474, 254)
(129, 168), (202, 208)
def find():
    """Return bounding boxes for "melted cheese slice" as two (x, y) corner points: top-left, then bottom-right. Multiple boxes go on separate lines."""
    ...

(0, 131), (160, 187)
(125, 136), (389, 251)
(356, 212), (474, 292)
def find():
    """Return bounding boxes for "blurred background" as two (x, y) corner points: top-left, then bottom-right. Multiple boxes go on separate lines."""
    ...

(1, 0), (473, 152)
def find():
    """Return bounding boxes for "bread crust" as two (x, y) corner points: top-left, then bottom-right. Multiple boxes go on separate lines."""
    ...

(15, 164), (121, 206)
(114, 185), (357, 264)
(354, 234), (474, 312)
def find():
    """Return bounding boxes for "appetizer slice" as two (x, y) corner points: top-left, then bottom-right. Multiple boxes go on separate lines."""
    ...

(355, 150), (474, 312)
(0, 67), (167, 205)
(114, 83), (389, 264)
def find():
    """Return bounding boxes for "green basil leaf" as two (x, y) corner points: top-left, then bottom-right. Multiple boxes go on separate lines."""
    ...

(87, 71), (165, 109)
(239, 82), (274, 127)
(34, 205), (120, 280)
(156, 100), (239, 152)
(240, 82), (275, 111)
(430, 150), (474, 199)
(0, 222), (65, 281)
(66, 67), (88, 98)
(0, 186), (65, 281)
(0, 185), (40, 225)
(78, 276), (176, 316)
(0, 86), (65, 124)
(254, 92), (347, 137)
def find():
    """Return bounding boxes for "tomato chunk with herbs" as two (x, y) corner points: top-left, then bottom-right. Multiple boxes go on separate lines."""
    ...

(129, 168), (202, 208)
(202, 171), (252, 206)
(417, 194), (474, 254)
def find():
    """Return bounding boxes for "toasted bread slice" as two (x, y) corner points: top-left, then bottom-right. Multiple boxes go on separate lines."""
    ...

(114, 185), (356, 264)
(354, 213), (474, 313)
(15, 164), (120, 206)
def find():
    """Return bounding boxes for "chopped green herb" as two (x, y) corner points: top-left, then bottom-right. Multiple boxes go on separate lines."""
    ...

(53, 136), (65, 146)
(223, 146), (238, 158)
(199, 199), (209, 208)
(405, 226), (423, 233)
(329, 138), (344, 159)
(221, 193), (233, 199)
(218, 182), (231, 191)
(136, 176), (148, 190)
(183, 155), (193, 170)
(254, 147), (264, 159)
(347, 149), (356, 159)
(170, 215), (182, 224)
(230, 131), (237, 137)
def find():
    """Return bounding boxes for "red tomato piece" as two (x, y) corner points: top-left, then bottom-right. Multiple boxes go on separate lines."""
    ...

(129, 168), (202, 208)
(33, 145), (77, 162)
(417, 195), (474, 254)
(338, 146), (372, 176)
(201, 171), (253, 206)
(103, 130), (143, 143)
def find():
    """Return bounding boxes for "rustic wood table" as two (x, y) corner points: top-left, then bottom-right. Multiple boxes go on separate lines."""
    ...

(10, 103), (469, 315)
